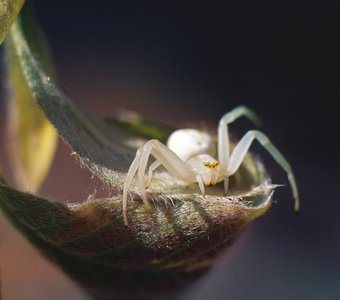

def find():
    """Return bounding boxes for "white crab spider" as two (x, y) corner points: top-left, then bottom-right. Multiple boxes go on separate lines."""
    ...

(123, 106), (300, 225)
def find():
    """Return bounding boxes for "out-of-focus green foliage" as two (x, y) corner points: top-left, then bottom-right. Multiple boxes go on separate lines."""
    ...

(0, 0), (25, 44)
(5, 7), (57, 191)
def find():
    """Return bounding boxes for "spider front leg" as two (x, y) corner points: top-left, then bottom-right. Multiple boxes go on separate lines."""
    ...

(123, 146), (151, 225)
(123, 139), (195, 225)
(227, 130), (300, 212)
(217, 106), (262, 193)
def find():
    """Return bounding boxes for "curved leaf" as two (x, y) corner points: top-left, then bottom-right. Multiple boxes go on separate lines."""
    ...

(0, 159), (275, 299)
(0, 0), (25, 44)
(1, 6), (280, 299)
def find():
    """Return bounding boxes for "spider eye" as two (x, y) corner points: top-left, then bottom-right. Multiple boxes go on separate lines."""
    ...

(203, 161), (219, 168)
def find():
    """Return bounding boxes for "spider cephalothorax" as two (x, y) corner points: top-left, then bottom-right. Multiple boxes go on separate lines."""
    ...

(123, 106), (299, 225)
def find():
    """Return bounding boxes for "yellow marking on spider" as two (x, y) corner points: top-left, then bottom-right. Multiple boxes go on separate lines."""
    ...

(203, 160), (219, 168)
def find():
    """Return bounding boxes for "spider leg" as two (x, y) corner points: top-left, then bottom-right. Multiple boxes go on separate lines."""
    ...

(146, 140), (195, 181)
(196, 175), (205, 195)
(123, 147), (143, 225)
(227, 130), (300, 212)
(123, 139), (195, 225)
(145, 161), (161, 188)
(218, 105), (262, 194)
(136, 143), (155, 212)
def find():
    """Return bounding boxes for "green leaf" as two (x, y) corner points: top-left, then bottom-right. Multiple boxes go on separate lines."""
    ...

(0, 0), (25, 44)
(0, 163), (275, 299)
(105, 112), (175, 144)
(1, 6), (279, 299)
(5, 6), (58, 191)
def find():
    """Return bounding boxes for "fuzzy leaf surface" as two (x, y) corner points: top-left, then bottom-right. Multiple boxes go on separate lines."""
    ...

(0, 163), (274, 299)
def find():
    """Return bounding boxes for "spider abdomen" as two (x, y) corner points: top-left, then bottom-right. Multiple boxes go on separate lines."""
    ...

(167, 129), (216, 161)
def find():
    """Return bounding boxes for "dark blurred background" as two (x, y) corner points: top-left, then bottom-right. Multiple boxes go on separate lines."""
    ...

(0, 1), (339, 299)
